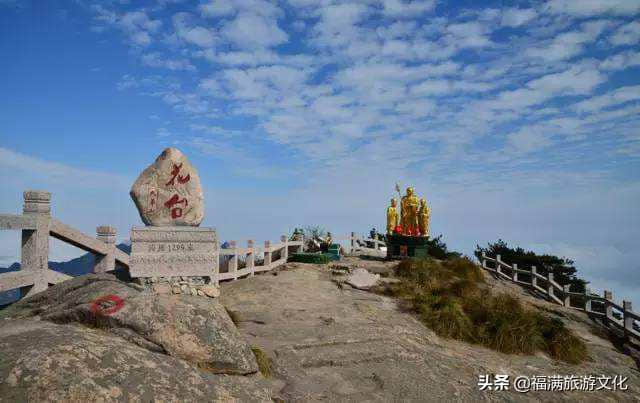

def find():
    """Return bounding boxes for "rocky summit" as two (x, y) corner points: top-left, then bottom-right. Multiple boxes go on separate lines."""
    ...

(0, 274), (267, 401)
(130, 147), (204, 227)
(1, 260), (639, 402)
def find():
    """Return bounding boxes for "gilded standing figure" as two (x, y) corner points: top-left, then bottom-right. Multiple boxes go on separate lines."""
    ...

(418, 198), (430, 237)
(386, 198), (399, 234)
(401, 187), (420, 235)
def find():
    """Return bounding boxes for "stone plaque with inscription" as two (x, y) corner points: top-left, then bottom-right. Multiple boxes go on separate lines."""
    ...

(129, 226), (218, 278)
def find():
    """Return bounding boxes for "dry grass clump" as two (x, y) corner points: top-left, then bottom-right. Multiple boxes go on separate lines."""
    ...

(387, 257), (587, 364)
(251, 346), (273, 378)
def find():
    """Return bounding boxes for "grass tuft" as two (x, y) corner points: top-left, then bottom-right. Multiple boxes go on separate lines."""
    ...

(387, 257), (587, 364)
(251, 346), (273, 378)
(225, 307), (240, 325)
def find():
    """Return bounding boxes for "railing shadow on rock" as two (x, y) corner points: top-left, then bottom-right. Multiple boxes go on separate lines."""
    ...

(481, 252), (640, 343)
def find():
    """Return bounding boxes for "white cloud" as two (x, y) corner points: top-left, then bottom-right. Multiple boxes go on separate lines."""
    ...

(312, 3), (369, 48)
(222, 12), (288, 48)
(547, 0), (640, 17)
(130, 31), (151, 46)
(410, 79), (493, 96)
(172, 12), (217, 47)
(199, 0), (235, 17)
(445, 21), (492, 48)
(484, 66), (605, 111)
(93, 8), (162, 47)
(527, 65), (605, 94)
(200, 0), (282, 19)
(119, 11), (161, 33)
(156, 127), (171, 137)
(142, 52), (196, 70)
(0, 147), (129, 189)
(599, 50), (640, 70)
(609, 21), (640, 46)
(380, 0), (435, 17)
(525, 21), (610, 62)
(501, 8), (537, 27)
(506, 128), (553, 153)
(572, 85), (640, 113)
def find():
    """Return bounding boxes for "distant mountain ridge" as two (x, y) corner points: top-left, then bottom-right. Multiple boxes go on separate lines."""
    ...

(0, 243), (131, 306)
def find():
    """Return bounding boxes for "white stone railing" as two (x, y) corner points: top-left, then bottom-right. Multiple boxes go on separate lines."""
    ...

(481, 252), (640, 343)
(217, 236), (304, 282)
(0, 191), (127, 299)
(333, 232), (386, 255)
(0, 190), (305, 302)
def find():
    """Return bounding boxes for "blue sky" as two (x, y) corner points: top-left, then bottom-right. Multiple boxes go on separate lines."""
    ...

(0, 0), (639, 305)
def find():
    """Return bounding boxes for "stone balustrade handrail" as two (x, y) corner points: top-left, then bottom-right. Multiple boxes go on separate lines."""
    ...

(481, 252), (640, 343)
(0, 190), (304, 303)
(0, 191), (124, 299)
(217, 236), (303, 282)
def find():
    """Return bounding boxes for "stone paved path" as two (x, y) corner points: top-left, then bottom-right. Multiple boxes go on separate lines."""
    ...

(220, 259), (640, 402)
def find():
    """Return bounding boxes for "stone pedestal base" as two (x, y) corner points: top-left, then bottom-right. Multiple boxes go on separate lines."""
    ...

(386, 234), (430, 259)
(130, 226), (218, 282)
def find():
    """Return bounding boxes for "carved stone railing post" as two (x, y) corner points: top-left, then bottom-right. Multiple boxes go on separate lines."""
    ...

(247, 240), (255, 277)
(512, 263), (518, 282)
(563, 284), (571, 307)
(350, 232), (355, 254)
(264, 240), (272, 267)
(531, 266), (537, 288)
(547, 272), (555, 298)
(496, 254), (502, 275)
(281, 235), (288, 261)
(21, 190), (51, 296)
(623, 300), (633, 339)
(94, 226), (116, 273)
(604, 290), (613, 326)
(229, 240), (238, 279)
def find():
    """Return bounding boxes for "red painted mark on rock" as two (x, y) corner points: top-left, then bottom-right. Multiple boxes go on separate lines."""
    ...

(90, 295), (125, 316)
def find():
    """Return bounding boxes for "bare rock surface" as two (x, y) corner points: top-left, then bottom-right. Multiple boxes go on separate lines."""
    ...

(346, 267), (380, 290)
(0, 274), (266, 402)
(1, 273), (257, 375)
(220, 258), (640, 402)
(130, 147), (204, 226)
(0, 319), (270, 402)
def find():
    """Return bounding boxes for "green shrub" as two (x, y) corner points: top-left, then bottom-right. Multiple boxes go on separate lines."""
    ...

(288, 253), (330, 264)
(388, 257), (587, 364)
(420, 235), (462, 260)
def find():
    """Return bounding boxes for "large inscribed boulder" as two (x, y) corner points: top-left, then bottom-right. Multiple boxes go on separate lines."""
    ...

(130, 147), (204, 226)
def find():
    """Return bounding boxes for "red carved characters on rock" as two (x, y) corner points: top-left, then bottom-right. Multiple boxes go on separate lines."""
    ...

(164, 162), (191, 220)
(164, 194), (188, 219)
(165, 163), (191, 186)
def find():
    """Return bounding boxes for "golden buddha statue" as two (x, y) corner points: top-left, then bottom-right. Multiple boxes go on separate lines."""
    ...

(386, 198), (399, 234)
(401, 187), (419, 235)
(418, 198), (430, 237)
